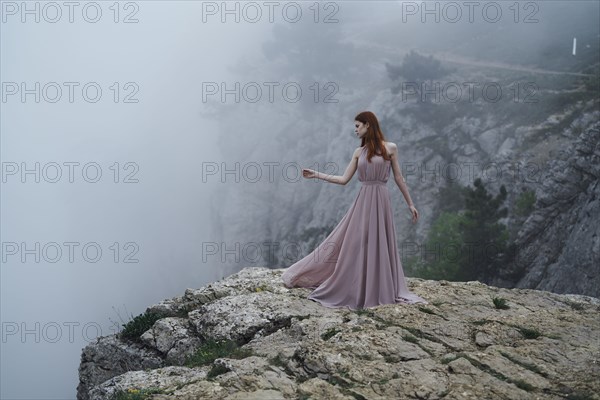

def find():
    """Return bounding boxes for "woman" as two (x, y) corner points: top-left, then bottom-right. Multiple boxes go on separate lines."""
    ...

(281, 111), (428, 310)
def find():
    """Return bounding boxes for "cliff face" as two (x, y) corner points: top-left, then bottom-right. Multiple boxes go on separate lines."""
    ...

(77, 267), (600, 400)
(211, 80), (600, 299)
(491, 119), (600, 297)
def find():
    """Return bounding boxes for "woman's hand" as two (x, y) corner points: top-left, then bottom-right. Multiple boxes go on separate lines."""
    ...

(409, 205), (419, 224)
(302, 169), (317, 179)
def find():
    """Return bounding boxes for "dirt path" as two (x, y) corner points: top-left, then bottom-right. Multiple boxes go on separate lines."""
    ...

(417, 50), (596, 77)
(349, 37), (596, 78)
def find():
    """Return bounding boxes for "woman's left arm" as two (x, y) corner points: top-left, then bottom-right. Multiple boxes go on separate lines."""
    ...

(389, 142), (419, 223)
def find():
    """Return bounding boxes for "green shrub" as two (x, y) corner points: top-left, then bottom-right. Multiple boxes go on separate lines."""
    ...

(184, 338), (253, 368)
(418, 306), (437, 315)
(111, 387), (164, 400)
(206, 364), (230, 379)
(402, 334), (418, 343)
(492, 297), (510, 309)
(321, 327), (341, 341)
(517, 327), (541, 339)
(415, 211), (465, 281)
(119, 311), (165, 342)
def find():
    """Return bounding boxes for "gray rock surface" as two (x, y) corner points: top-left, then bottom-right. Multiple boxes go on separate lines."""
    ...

(78, 267), (600, 399)
(77, 335), (165, 400)
(492, 118), (600, 297)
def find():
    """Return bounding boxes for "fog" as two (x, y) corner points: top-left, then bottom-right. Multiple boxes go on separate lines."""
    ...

(1, 3), (272, 398)
(1, 1), (598, 399)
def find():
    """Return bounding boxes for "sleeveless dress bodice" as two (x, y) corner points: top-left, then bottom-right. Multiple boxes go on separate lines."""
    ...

(358, 145), (391, 186)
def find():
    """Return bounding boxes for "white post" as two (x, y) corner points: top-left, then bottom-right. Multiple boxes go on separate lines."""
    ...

(572, 37), (577, 56)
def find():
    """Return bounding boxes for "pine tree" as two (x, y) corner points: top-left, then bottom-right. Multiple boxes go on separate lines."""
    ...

(458, 178), (509, 281)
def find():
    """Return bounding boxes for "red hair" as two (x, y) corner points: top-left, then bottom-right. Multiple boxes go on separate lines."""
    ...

(354, 111), (391, 162)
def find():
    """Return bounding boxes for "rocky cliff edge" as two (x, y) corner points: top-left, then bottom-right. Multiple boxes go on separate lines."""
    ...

(77, 267), (600, 400)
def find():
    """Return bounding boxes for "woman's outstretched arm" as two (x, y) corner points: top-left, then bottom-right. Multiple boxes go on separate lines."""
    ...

(389, 142), (419, 223)
(302, 147), (361, 185)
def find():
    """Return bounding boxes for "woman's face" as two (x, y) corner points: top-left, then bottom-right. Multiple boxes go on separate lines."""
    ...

(355, 120), (369, 139)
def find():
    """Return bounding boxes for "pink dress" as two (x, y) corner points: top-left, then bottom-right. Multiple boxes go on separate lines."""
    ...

(281, 146), (428, 310)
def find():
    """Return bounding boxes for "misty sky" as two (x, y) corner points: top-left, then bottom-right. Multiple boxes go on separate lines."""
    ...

(1, 1), (598, 399)
(1, 3), (273, 398)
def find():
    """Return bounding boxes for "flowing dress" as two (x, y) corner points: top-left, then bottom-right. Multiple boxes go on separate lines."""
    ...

(281, 146), (428, 310)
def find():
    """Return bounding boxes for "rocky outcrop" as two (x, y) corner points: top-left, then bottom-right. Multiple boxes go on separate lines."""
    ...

(492, 118), (600, 297)
(78, 267), (600, 399)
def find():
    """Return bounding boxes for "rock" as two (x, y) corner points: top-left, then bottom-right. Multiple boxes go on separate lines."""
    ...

(493, 119), (600, 297)
(77, 335), (165, 400)
(474, 331), (495, 347)
(87, 366), (207, 400)
(189, 291), (325, 344)
(77, 267), (600, 400)
(139, 317), (203, 365)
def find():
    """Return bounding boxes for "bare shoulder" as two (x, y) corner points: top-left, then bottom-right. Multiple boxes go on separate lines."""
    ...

(353, 146), (362, 158)
(384, 141), (398, 156)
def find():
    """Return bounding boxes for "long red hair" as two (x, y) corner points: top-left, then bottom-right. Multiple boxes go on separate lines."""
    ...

(355, 111), (391, 162)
